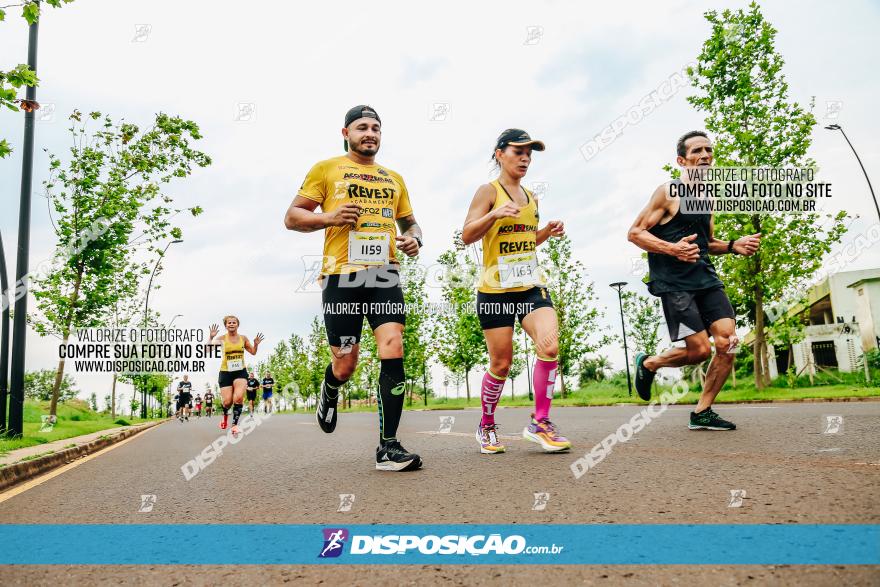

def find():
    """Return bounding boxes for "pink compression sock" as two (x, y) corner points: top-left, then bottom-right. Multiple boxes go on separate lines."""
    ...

(480, 370), (506, 426)
(533, 357), (558, 421)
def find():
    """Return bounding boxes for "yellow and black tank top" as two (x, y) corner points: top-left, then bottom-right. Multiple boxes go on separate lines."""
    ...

(220, 335), (245, 372)
(297, 156), (414, 275)
(478, 180), (543, 294)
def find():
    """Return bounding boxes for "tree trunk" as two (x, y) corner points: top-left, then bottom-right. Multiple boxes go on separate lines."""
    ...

(49, 335), (69, 417)
(510, 377), (514, 400)
(559, 372), (566, 399)
(465, 368), (471, 401)
(753, 278), (767, 390)
(422, 364), (427, 407)
(111, 373), (118, 417)
(50, 270), (82, 416)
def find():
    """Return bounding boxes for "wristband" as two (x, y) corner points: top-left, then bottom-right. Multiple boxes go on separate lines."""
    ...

(413, 236), (423, 248)
(728, 239), (736, 254)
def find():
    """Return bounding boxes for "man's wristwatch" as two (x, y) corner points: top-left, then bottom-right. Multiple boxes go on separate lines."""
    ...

(413, 236), (423, 248)
(728, 239), (736, 254)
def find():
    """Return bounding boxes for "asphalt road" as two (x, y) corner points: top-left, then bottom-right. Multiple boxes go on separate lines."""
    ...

(1, 402), (878, 585)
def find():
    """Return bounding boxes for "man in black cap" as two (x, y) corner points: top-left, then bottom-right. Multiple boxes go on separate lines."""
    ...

(284, 105), (424, 471)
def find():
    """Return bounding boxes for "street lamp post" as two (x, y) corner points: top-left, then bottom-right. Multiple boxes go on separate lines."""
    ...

(140, 239), (183, 417)
(825, 124), (879, 224)
(8, 11), (41, 438)
(610, 282), (633, 397)
(0, 232), (10, 432)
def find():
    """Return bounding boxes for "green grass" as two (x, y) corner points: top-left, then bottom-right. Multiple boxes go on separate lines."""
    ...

(0, 400), (149, 457)
(332, 379), (880, 413)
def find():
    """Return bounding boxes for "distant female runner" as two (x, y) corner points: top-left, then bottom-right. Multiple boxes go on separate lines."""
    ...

(207, 316), (264, 436)
(461, 128), (571, 454)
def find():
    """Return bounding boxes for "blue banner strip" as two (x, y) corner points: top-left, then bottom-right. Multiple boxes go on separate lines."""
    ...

(0, 524), (877, 565)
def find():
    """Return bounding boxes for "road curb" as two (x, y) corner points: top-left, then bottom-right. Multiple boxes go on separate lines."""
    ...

(0, 420), (164, 492)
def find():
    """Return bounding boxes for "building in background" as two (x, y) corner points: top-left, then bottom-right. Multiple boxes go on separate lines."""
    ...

(748, 269), (880, 379)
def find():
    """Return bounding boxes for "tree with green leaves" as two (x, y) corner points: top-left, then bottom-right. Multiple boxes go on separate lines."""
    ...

(23, 368), (76, 402)
(435, 233), (486, 400)
(578, 355), (611, 387)
(539, 235), (610, 395)
(262, 332), (311, 411)
(621, 290), (664, 356)
(686, 2), (849, 387)
(29, 110), (209, 416)
(400, 255), (432, 406)
(0, 0), (74, 158)
(353, 327), (380, 406)
(305, 317), (331, 405)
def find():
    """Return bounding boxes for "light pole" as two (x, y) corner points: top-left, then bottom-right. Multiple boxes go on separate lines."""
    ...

(7, 7), (41, 438)
(0, 232), (9, 432)
(825, 124), (879, 224)
(140, 239), (183, 417)
(610, 282), (633, 397)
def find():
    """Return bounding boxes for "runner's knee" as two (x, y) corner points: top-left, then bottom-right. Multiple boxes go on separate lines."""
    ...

(377, 333), (403, 358)
(333, 356), (357, 381)
(490, 358), (511, 378)
(688, 343), (712, 363)
(713, 335), (732, 354)
(536, 338), (558, 359)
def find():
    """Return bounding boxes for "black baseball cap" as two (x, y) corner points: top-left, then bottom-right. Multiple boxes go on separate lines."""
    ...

(344, 105), (381, 151)
(495, 128), (546, 151)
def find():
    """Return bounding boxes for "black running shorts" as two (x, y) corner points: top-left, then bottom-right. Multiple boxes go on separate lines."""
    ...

(660, 286), (735, 342)
(218, 369), (248, 388)
(476, 286), (554, 330)
(321, 266), (405, 347)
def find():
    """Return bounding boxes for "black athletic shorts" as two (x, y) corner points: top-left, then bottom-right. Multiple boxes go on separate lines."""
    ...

(246, 389), (257, 401)
(476, 286), (554, 330)
(218, 369), (248, 388)
(660, 286), (735, 342)
(321, 266), (405, 347)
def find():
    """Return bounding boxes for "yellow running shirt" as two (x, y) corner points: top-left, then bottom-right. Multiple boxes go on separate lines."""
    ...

(478, 180), (543, 294)
(220, 335), (245, 372)
(297, 156), (413, 275)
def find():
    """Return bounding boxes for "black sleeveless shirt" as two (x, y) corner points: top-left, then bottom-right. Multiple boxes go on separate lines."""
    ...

(646, 180), (723, 295)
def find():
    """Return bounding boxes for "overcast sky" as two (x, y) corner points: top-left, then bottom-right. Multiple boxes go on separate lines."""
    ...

(2, 0), (879, 405)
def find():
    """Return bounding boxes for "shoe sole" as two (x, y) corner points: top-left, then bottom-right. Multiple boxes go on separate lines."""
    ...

(688, 424), (736, 430)
(375, 457), (422, 472)
(522, 428), (571, 452)
(479, 446), (506, 454)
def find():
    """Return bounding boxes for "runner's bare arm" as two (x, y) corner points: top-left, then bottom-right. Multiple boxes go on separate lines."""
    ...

(706, 216), (762, 256)
(284, 195), (360, 232)
(462, 184), (519, 245)
(537, 220), (565, 245)
(245, 333), (265, 355)
(628, 184), (700, 262)
(396, 214), (422, 257)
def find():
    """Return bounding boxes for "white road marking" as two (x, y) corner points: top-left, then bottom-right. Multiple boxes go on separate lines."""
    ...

(418, 431), (522, 441)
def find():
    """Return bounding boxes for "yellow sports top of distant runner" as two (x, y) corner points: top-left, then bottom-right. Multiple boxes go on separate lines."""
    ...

(297, 155), (413, 275)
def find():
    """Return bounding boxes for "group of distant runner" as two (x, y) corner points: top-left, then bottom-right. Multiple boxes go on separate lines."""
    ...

(171, 368), (275, 425)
